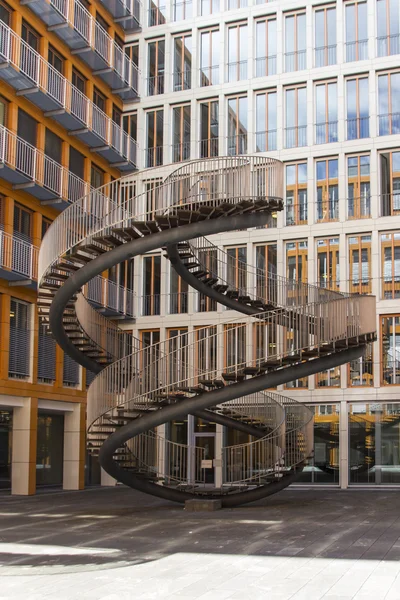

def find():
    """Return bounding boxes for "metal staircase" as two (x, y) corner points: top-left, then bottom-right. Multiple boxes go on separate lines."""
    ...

(38, 156), (377, 507)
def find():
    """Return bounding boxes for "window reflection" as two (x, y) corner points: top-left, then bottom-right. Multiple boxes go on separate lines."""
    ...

(299, 404), (340, 484)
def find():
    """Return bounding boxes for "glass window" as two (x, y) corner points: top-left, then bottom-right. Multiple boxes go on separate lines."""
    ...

(13, 202), (32, 241)
(228, 0), (247, 9)
(382, 316), (400, 385)
(378, 72), (400, 136)
(316, 237), (340, 290)
(173, 35), (191, 92)
(93, 87), (106, 112)
(227, 246), (247, 292)
(345, 0), (368, 61)
(63, 354), (79, 387)
(200, 100), (219, 158)
(148, 0), (166, 26)
(200, 29), (219, 87)
(227, 23), (248, 82)
(284, 12), (306, 72)
(172, 0), (192, 20)
(0, 0), (11, 25)
(224, 324), (246, 369)
(38, 321), (56, 383)
(349, 343), (373, 387)
(346, 76), (369, 140)
(36, 413), (64, 486)
(315, 81), (338, 144)
(21, 20), (39, 51)
(255, 18), (276, 77)
(349, 403), (400, 484)
(316, 158), (339, 222)
(146, 109), (164, 167)
(0, 410), (12, 489)
(227, 96), (247, 155)
(9, 299), (30, 379)
(377, 0), (400, 57)
(0, 95), (7, 127)
(201, 0), (219, 15)
(255, 244), (277, 302)
(298, 405), (340, 484)
(143, 254), (161, 315)
(72, 69), (86, 94)
(381, 232), (400, 299)
(197, 248), (217, 312)
(285, 162), (307, 226)
(170, 266), (188, 314)
(348, 234), (372, 293)
(285, 86), (307, 148)
(48, 46), (64, 74)
(255, 90), (277, 152)
(172, 105), (190, 163)
(314, 5), (336, 67)
(347, 154), (371, 219)
(380, 150), (400, 216)
(286, 240), (308, 283)
(17, 109), (37, 146)
(195, 326), (217, 376)
(147, 39), (165, 96)
(167, 328), (188, 385)
(90, 165), (104, 188)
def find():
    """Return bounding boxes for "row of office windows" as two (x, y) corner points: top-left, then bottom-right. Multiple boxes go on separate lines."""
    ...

(136, 319), (400, 388)
(142, 74), (400, 167)
(5, 297), (83, 387)
(140, 232), (400, 317)
(146, 1), (399, 90)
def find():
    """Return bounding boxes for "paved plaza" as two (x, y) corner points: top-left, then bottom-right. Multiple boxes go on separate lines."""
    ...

(0, 487), (400, 599)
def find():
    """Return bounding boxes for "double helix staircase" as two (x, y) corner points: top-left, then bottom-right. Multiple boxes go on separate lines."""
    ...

(38, 156), (377, 507)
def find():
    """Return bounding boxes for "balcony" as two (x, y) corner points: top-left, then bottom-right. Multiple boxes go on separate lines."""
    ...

(172, 141), (190, 163)
(0, 125), (90, 208)
(0, 230), (38, 287)
(200, 66), (219, 87)
(85, 276), (135, 318)
(147, 73), (164, 96)
(173, 69), (191, 92)
(21, 0), (139, 99)
(99, 0), (140, 32)
(199, 137), (219, 158)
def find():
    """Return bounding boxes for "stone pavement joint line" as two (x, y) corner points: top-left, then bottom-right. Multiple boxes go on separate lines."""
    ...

(0, 487), (400, 599)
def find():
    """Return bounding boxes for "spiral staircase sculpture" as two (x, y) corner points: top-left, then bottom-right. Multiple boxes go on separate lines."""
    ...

(38, 156), (377, 507)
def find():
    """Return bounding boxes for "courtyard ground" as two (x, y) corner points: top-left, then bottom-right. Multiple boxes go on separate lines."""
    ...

(0, 486), (400, 599)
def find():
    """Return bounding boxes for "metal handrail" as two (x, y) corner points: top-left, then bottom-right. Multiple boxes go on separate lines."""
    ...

(0, 230), (39, 280)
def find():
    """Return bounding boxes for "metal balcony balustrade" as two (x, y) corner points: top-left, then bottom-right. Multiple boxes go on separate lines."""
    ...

(255, 55), (277, 78)
(316, 198), (339, 223)
(285, 202), (308, 226)
(200, 66), (219, 87)
(380, 192), (400, 217)
(85, 277), (135, 318)
(147, 73), (165, 96)
(284, 126), (307, 149)
(346, 117), (370, 140)
(0, 229), (39, 284)
(172, 141), (190, 163)
(255, 130), (277, 152)
(0, 125), (93, 208)
(377, 33), (400, 58)
(345, 39), (368, 62)
(0, 22), (138, 171)
(98, 0), (141, 32)
(20, 0), (139, 99)
(348, 195), (371, 219)
(173, 69), (191, 92)
(284, 50), (306, 73)
(314, 44), (337, 67)
(315, 121), (338, 144)
(378, 113), (400, 136)
(226, 60), (248, 82)
(199, 138), (219, 159)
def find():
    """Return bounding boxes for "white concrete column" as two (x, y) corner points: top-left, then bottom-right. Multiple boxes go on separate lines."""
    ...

(63, 402), (85, 490)
(11, 397), (37, 495)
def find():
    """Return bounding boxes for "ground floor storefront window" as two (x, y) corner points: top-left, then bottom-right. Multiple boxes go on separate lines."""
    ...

(0, 410), (12, 489)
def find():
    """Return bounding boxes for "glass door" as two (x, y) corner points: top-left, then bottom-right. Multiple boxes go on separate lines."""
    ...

(195, 434), (215, 484)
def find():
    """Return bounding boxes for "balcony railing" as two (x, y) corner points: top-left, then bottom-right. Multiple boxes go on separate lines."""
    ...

(380, 193), (400, 217)
(0, 230), (39, 281)
(227, 60), (248, 82)
(284, 50), (306, 72)
(349, 359), (373, 387)
(315, 121), (338, 144)
(286, 203), (307, 226)
(148, 3), (166, 26)
(173, 69), (191, 91)
(85, 277), (135, 317)
(284, 126), (307, 149)
(346, 117), (370, 140)
(172, 141), (190, 163)
(0, 125), (91, 205)
(200, 66), (219, 87)
(255, 55), (277, 77)
(315, 44), (337, 67)
(345, 39), (368, 62)
(200, 137), (219, 158)
(142, 294), (161, 316)
(348, 196), (371, 220)
(99, 0), (140, 31)
(382, 361), (400, 386)
(377, 34), (400, 58)
(255, 130), (277, 152)
(146, 146), (163, 168)
(169, 292), (188, 314)
(378, 113), (400, 136)
(147, 73), (165, 96)
(382, 277), (400, 300)
(227, 134), (247, 156)
(316, 199), (339, 222)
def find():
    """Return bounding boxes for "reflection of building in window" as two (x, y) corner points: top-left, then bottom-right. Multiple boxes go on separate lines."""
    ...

(285, 162), (307, 225)
(381, 315), (400, 385)
(227, 96), (247, 155)
(380, 150), (400, 216)
(173, 35), (192, 91)
(381, 232), (400, 299)
(348, 234), (371, 294)
(345, 0), (368, 62)
(316, 158), (338, 222)
(316, 237), (340, 290)
(347, 154), (370, 218)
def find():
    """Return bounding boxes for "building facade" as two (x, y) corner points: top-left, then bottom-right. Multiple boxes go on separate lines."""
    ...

(119, 0), (400, 489)
(0, 0), (139, 493)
